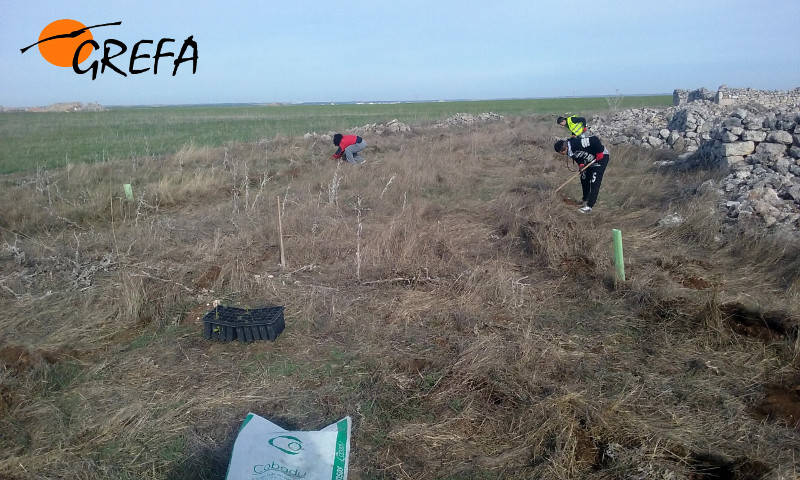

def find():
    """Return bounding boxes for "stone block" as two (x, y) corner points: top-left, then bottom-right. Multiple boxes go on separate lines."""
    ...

(719, 141), (755, 157)
(755, 142), (788, 160)
(741, 130), (767, 142)
(721, 131), (739, 142)
(766, 130), (794, 145)
(721, 156), (746, 171)
(722, 117), (743, 128)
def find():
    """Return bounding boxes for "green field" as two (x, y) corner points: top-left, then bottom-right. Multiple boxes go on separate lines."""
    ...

(0, 96), (672, 174)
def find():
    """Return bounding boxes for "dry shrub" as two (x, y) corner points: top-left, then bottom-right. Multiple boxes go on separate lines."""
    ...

(489, 190), (593, 272)
(173, 143), (218, 168)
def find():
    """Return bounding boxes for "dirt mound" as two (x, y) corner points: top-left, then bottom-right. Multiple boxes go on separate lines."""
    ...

(0, 345), (57, 373)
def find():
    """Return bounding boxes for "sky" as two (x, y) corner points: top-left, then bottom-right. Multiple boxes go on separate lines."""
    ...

(1, 0), (799, 107)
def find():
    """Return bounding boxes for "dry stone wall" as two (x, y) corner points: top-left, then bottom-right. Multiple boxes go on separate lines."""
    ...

(589, 87), (800, 237)
(301, 112), (504, 143)
(674, 86), (800, 109)
(431, 112), (504, 128)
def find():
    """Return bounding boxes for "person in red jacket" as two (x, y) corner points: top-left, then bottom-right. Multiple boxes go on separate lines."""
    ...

(331, 133), (367, 164)
(554, 136), (609, 213)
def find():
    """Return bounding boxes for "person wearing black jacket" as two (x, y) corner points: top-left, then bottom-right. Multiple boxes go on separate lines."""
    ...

(554, 136), (609, 213)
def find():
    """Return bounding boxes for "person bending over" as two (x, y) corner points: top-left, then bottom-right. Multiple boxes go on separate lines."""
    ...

(331, 133), (367, 164)
(554, 136), (609, 213)
(556, 115), (587, 137)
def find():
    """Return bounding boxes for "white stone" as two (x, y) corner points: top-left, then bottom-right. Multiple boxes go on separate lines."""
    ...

(658, 213), (685, 227)
(722, 156), (746, 170)
(720, 141), (755, 156)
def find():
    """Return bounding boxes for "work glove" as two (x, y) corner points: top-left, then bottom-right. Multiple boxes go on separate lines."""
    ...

(331, 154), (341, 160)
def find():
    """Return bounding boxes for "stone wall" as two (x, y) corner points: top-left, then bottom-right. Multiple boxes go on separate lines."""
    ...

(588, 87), (800, 237)
(696, 109), (800, 231)
(673, 86), (800, 108)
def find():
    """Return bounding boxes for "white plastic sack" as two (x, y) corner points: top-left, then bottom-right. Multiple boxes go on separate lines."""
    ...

(225, 413), (351, 480)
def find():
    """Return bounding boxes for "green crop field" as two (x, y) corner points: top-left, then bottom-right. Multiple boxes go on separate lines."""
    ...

(0, 95), (672, 174)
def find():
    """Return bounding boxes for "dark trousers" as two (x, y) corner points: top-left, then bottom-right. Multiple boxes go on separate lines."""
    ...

(580, 158), (608, 208)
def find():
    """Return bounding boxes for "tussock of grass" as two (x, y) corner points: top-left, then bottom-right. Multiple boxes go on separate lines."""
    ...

(1, 116), (799, 479)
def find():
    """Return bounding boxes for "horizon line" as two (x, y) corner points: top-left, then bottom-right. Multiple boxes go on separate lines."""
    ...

(1, 93), (675, 110)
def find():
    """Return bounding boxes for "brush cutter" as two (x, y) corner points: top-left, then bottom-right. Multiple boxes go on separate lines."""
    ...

(554, 159), (596, 194)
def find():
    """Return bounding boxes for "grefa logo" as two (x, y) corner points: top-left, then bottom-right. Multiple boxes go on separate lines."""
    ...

(20, 19), (197, 80)
(268, 435), (303, 455)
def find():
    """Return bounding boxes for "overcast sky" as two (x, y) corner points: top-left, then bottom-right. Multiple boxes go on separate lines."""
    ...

(2, 0), (799, 107)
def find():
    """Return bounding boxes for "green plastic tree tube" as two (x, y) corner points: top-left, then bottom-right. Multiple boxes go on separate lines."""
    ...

(612, 229), (625, 282)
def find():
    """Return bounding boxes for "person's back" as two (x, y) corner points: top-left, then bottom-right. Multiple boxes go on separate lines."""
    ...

(331, 133), (367, 164)
(554, 136), (609, 213)
(557, 115), (587, 137)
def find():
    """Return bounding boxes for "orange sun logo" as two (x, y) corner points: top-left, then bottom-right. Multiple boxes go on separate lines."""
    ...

(19, 20), (202, 79)
(37, 19), (94, 67)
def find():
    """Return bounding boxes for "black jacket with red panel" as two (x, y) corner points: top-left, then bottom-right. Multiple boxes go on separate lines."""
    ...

(566, 136), (608, 168)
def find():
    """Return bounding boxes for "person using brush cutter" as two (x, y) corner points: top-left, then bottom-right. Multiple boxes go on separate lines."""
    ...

(331, 133), (367, 164)
(554, 136), (609, 213)
(556, 115), (588, 137)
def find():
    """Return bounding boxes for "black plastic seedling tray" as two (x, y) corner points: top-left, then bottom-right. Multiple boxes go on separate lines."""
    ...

(202, 305), (285, 342)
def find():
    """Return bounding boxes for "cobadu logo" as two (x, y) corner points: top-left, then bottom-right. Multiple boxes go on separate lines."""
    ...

(20, 19), (197, 80)
(268, 435), (303, 455)
(250, 437), (306, 478)
(253, 461), (306, 478)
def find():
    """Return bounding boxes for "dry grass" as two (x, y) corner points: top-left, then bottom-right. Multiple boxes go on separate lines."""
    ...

(1, 116), (799, 480)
